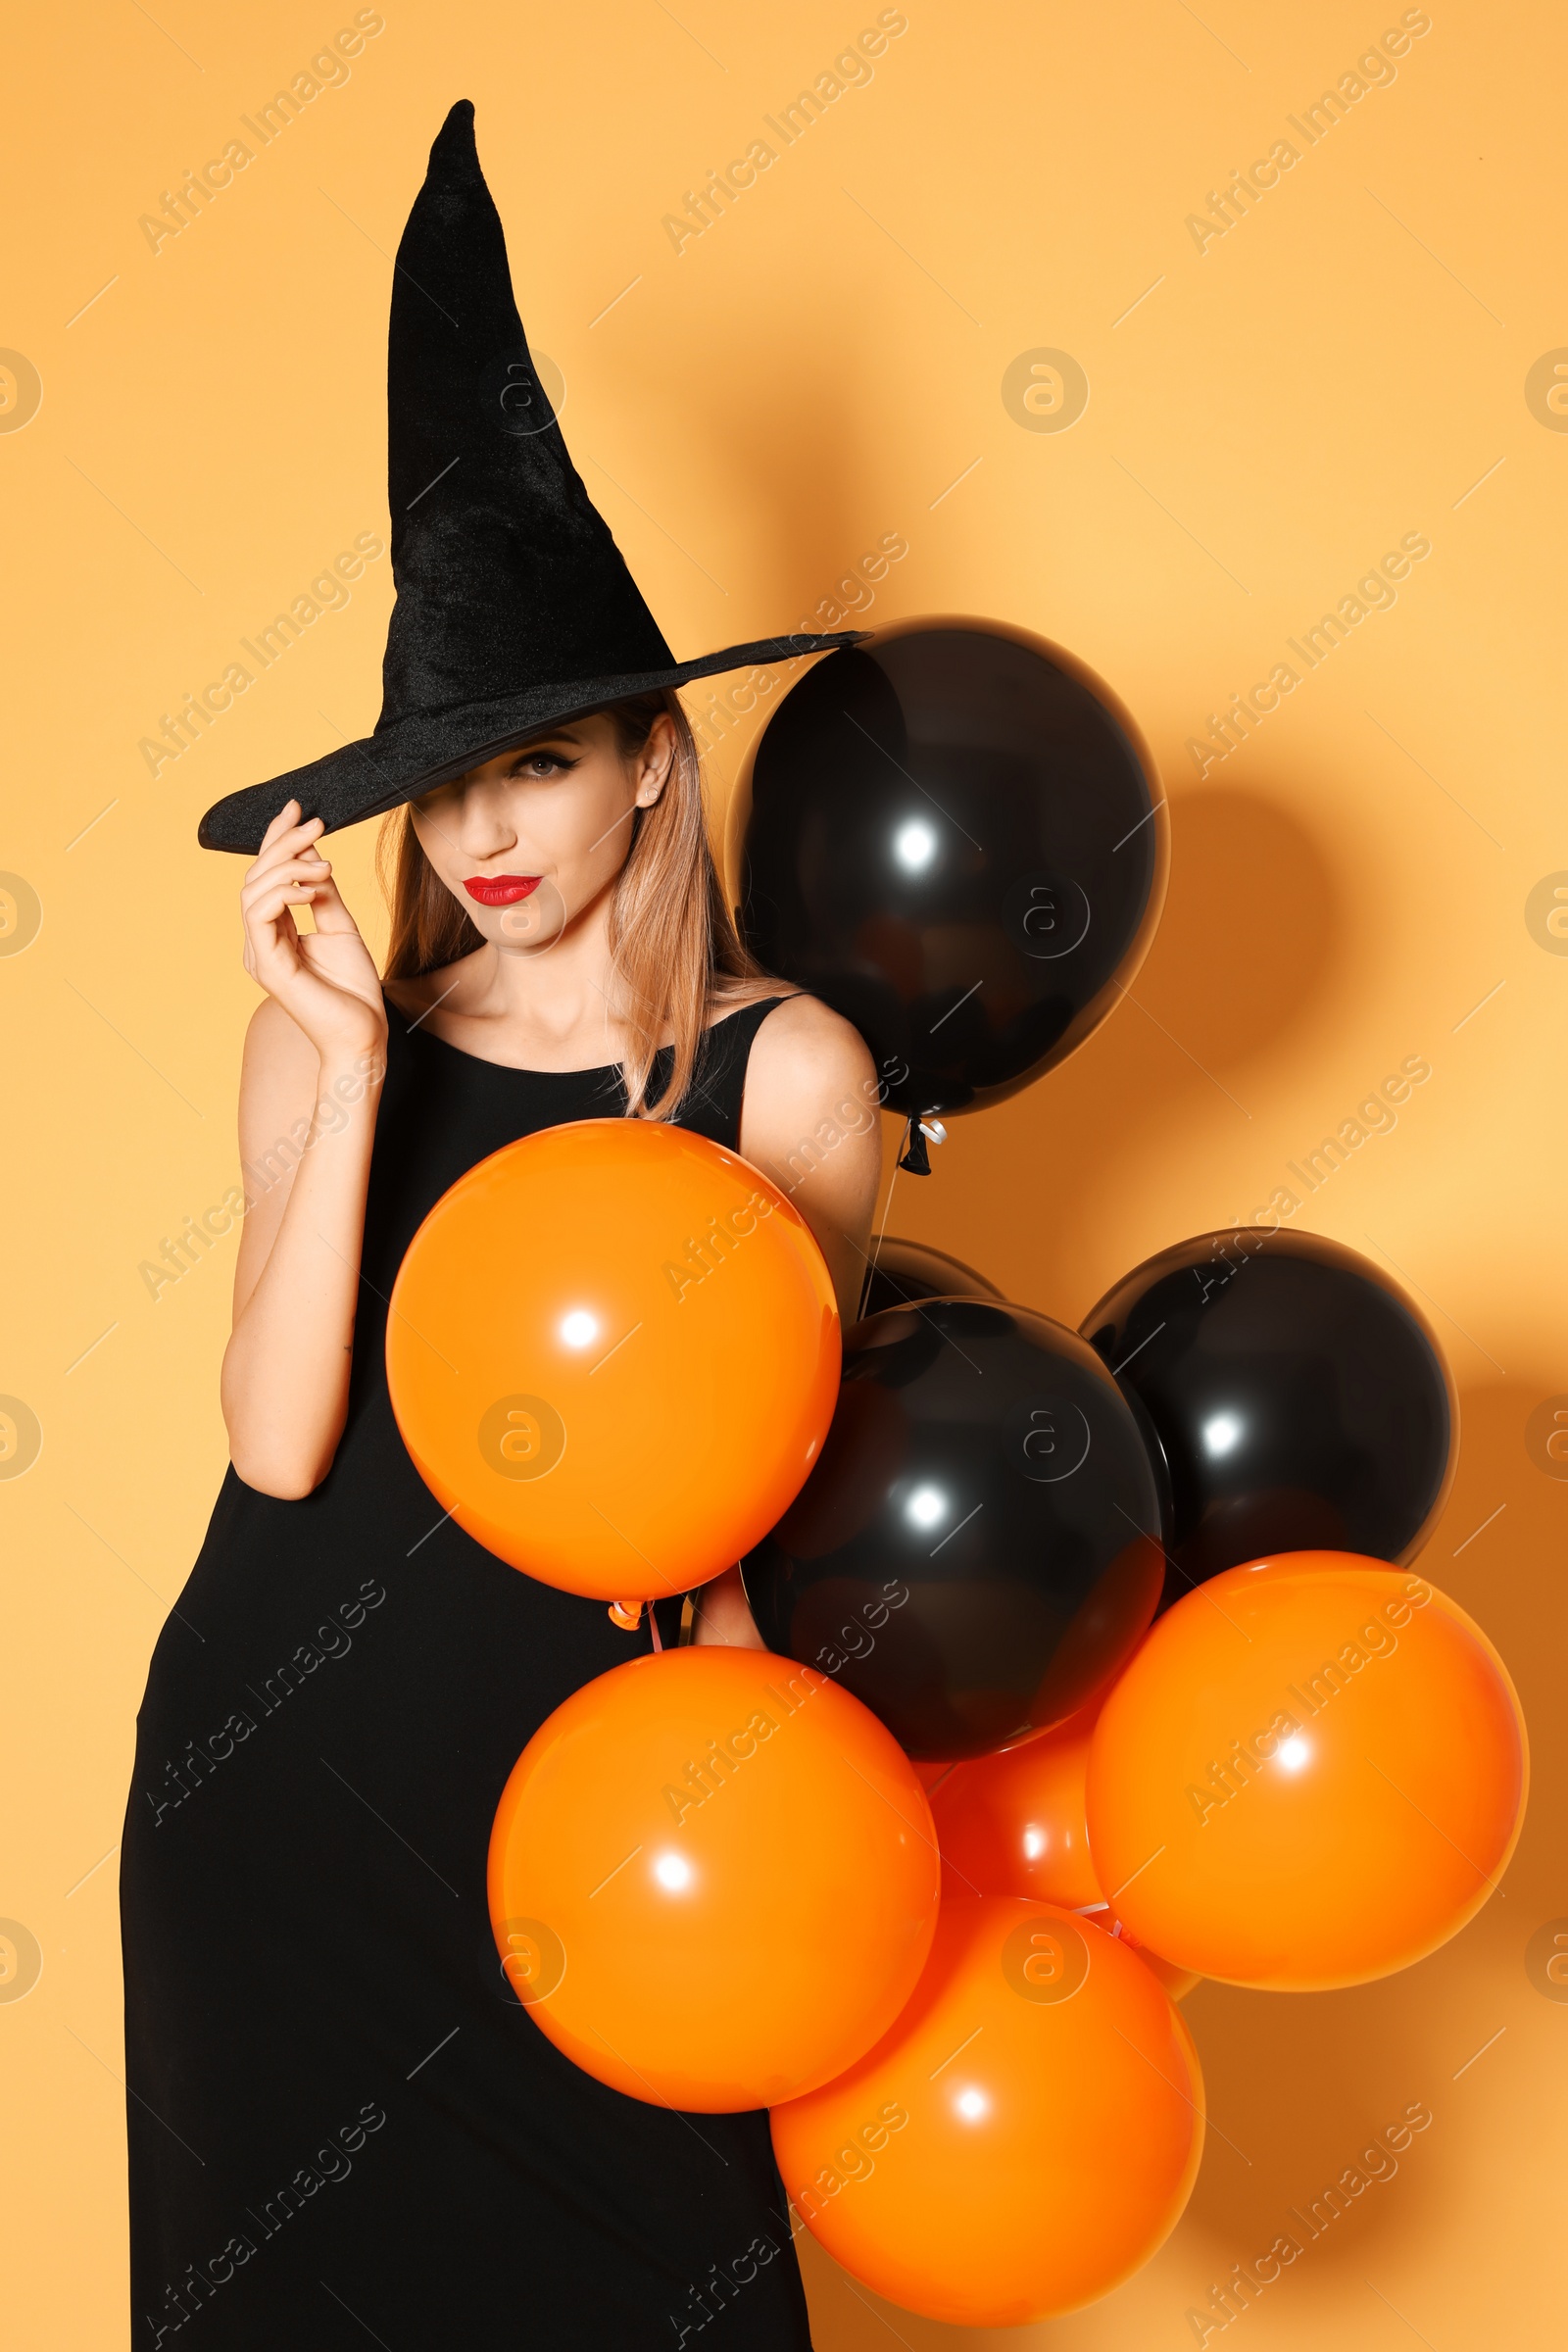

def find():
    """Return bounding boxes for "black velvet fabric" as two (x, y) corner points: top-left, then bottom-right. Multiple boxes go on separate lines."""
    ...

(382, 99), (674, 713)
(198, 102), (859, 856)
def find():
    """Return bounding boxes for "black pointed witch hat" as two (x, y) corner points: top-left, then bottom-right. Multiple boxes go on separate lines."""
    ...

(198, 102), (859, 854)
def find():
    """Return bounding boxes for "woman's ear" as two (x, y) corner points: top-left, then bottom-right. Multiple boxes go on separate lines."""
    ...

(634, 711), (677, 808)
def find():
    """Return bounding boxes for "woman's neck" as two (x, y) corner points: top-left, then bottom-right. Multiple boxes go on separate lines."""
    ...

(388, 891), (641, 1069)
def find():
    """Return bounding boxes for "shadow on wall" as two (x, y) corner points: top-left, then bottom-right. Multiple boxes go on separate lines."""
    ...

(1166, 1377), (1562, 2299)
(683, 323), (892, 650)
(793, 1378), (1566, 2349)
(898, 781), (1348, 1316)
(1127, 780), (1348, 1074)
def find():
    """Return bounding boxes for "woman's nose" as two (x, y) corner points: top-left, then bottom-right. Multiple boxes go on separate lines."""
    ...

(454, 787), (519, 858)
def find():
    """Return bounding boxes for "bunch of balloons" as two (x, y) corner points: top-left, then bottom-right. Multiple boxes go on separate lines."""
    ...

(735, 1230), (1523, 2325)
(386, 621), (1527, 2330)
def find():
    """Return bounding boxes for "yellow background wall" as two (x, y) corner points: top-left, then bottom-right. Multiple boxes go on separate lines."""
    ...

(3, 1), (1565, 2343)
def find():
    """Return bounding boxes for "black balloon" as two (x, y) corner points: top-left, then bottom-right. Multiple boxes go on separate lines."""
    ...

(1082, 1229), (1457, 1603)
(734, 619), (1167, 1117)
(741, 1299), (1164, 1761)
(858, 1236), (1001, 1320)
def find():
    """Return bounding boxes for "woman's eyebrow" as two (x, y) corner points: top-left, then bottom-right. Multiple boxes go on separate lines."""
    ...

(510, 730), (583, 760)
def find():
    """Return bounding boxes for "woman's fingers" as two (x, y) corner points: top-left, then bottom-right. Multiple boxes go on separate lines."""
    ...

(243, 847), (369, 954)
(248, 882), (321, 927)
(256, 800), (302, 854)
(251, 804), (315, 862)
(241, 855), (334, 915)
(242, 855), (331, 897)
(304, 869), (362, 935)
(244, 898), (314, 976)
(244, 878), (319, 952)
(238, 808), (384, 1044)
(249, 834), (325, 890)
(244, 812), (325, 890)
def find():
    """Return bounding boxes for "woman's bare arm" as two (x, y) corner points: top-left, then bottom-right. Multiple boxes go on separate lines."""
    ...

(694, 993), (882, 1646)
(737, 992), (882, 1323)
(220, 803), (390, 1497)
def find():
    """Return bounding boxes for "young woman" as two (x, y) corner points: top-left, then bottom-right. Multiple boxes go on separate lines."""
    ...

(122, 690), (878, 2347)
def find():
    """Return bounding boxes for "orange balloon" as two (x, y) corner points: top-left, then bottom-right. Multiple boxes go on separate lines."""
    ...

(930, 1699), (1103, 1908)
(930, 1705), (1202, 1997)
(488, 1645), (940, 2111)
(1115, 1926), (1202, 2003)
(1086, 1552), (1528, 1988)
(387, 1119), (839, 1600)
(771, 1897), (1204, 2326)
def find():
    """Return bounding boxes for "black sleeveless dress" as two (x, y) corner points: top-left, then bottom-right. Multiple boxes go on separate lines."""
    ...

(121, 995), (815, 2350)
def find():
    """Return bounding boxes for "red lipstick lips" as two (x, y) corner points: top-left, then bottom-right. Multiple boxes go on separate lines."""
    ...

(464, 874), (542, 906)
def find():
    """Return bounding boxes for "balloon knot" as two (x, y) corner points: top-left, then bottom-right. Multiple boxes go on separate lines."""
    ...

(897, 1115), (935, 1176)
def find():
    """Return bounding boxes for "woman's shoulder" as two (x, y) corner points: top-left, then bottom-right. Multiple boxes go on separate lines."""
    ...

(705, 975), (798, 1017)
(717, 982), (876, 1097)
(727, 983), (882, 1210)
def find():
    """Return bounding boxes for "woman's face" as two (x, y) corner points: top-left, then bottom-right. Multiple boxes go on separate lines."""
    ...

(409, 711), (673, 952)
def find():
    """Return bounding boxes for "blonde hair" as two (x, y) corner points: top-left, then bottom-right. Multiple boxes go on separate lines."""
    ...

(377, 689), (764, 1118)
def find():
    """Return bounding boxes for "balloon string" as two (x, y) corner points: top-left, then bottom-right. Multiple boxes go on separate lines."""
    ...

(861, 1158), (902, 1316)
(648, 1606), (663, 1653)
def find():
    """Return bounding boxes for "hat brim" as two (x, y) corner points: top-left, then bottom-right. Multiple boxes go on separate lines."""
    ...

(197, 632), (866, 853)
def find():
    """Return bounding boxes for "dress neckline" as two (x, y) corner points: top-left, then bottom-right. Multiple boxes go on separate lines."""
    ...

(393, 991), (786, 1077)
